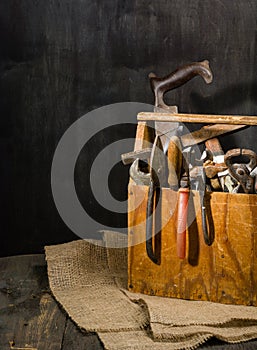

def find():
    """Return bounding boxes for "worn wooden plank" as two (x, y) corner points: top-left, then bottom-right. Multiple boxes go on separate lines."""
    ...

(134, 121), (154, 151)
(138, 112), (257, 126)
(0, 255), (66, 350)
(128, 185), (257, 305)
(62, 319), (103, 350)
(181, 124), (246, 147)
(0, 255), (104, 350)
(0, 253), (257, 349)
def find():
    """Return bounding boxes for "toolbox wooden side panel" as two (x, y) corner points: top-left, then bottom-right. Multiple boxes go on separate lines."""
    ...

(128, 184), (257, 306)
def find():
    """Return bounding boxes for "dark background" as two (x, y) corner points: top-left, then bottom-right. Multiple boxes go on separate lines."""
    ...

(0, 0), (256, 257)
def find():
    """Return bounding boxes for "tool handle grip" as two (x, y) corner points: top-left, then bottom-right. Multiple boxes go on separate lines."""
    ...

(149, 60), (213, 109)
(177, 188), (189, 259)
(168, 136), (182, 190)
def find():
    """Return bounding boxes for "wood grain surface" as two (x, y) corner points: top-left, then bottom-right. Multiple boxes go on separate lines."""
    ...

(128, 185), (257, 305)
(138, 112), (257, 126)
(0, 255), (102, 350)
(1, 254), (257, 349)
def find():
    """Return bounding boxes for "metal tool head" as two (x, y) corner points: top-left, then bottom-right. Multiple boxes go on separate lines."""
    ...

(129, 159), (151, 186)
(224, 148), (257, 194)
(149, 135), (167, 187)
(129, 136), (167, 187)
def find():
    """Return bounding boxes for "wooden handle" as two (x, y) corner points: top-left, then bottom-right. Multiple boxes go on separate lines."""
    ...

(205, 138), (223, 155)
(149, 60), (213, 109)
(138, 112), (256, 125)
(177, 188), (190, 259)
(167, 136), (182, 190)
(181, 124), (245, 147)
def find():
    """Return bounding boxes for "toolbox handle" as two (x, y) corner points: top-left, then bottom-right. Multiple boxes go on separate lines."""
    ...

(138, 112), (257, 126)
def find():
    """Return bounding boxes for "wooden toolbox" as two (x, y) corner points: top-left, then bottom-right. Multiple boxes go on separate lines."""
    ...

(127, 113), (257, 306)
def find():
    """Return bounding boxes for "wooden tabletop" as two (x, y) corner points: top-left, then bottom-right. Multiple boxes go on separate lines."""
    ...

(0, 254), (257, 350)
(0, 254), (102, 350)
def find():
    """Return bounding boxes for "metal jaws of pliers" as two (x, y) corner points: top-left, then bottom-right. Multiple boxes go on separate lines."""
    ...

(129, 135), (166, 264)
(196, 164), (212, 246)
(146, 135), (167, 264)
(224, 148), (257, 194)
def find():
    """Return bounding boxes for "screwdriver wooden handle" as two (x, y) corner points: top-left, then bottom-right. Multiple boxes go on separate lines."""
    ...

(177, 188), (190, 259)
(168, 136), (182, 190)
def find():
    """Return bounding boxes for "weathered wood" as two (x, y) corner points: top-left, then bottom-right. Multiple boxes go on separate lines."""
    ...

(128, 185), (257, 305)
(128, 115), (257, 306)
(0, 255), (103, 350)
(134, 121), (154, 151)
(0, 254), (256, 349)
(62, 319), (102, 350)
(138, 112), (257, 125)
(0, 255), (67, 349)
(121, 148), (152, 165)
(181, 124), (246, 147)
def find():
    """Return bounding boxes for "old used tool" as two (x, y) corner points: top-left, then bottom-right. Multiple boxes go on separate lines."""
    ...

(205, 137), (226, 191)
(204, 162), (227, 179)
(129, 159), (151, 186)
(146, 60), (214, 263)
(122, 123), (243, 170)
(197, 164), (212, 245)
(177, 147), (191, 259)
(145, 135), (166, 263)
(149, 60), (213, 152)
(188, 149), (213, 247)
(224, 149), (257, 194)
(149, 60), (213, 111)
(168, 135), (183, 190)
(127, 137), (166, 263)
(121, 148), (151, 165)
(125, 61), (255, 264)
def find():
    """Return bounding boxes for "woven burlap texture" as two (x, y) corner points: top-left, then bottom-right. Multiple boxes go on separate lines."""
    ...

(45, 232), (257, 350)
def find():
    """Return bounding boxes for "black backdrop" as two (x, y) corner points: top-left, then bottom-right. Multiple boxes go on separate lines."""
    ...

(0, 0), (256, 257)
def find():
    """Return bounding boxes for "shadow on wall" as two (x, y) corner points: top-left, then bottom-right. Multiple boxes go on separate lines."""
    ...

(191, 81), (257, 113)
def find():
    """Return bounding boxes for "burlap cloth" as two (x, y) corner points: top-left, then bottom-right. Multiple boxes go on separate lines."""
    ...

(45, 231), (257, 350)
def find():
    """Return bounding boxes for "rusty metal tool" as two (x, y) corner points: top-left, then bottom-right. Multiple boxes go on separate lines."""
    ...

(146, 60), (213, 263)
(250, 166), (257, 193)
(122, 123), (245, 169)
(129, 159), (151, 186)
(224, 149), (257, 194)
(149, 60), (213, 152)
(205, 138), (224, 164)
(187, 149), (213, 248)
(145, 136), (166, 263)
(204, 162), (227, 179)
(205, 137), (226, 191)
(197, 163), (212, 245)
